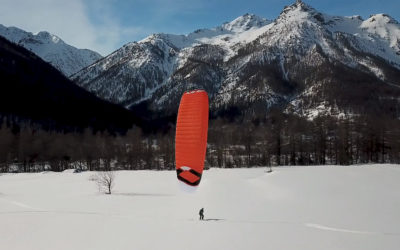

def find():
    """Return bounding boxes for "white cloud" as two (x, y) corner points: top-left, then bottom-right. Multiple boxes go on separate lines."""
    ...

(0, 0), (134, 55)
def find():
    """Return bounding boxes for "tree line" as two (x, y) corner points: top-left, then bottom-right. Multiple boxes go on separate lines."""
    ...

(0, 112), (399, 173)
(207, 112), (400, 167)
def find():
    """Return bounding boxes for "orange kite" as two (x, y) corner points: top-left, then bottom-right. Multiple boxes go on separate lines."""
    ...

(175, 90), (209, 186)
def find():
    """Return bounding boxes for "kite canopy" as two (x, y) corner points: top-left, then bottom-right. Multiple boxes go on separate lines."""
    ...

(175, 90), (209, 186)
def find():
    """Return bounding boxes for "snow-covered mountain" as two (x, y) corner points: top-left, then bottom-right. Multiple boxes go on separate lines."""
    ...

(0, 25), (102, 77)
(72, 0), (400, 119)
(72, 13), (272, 107)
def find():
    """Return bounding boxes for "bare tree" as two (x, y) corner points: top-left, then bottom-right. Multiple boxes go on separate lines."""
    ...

(96, 171), (116, 194)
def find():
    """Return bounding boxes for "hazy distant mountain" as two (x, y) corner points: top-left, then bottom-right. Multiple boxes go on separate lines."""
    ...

(72, 0), (400, 120)
(0, 24), (102, 77)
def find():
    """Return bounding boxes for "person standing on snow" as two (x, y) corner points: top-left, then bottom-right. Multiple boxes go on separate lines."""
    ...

(199, 208), (204, 220)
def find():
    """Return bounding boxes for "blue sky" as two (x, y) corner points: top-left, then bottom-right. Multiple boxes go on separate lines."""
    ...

(1, 0), (399, 55)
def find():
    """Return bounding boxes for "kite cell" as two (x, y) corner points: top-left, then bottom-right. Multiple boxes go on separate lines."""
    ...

(175, 90), (209, 186)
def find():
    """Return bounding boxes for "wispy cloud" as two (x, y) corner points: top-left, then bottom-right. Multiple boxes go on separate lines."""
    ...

(84, 0), (146, 54)
(0, 0), (138, 55)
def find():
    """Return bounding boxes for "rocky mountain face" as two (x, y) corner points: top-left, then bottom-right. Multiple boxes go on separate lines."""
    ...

(72, 0), (400, 120)
(0, 25), (102, 77)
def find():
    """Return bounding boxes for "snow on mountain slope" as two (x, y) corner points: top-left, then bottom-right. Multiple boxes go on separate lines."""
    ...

(144, 13), (272, 59)
(257, 0), (400, 68)
(73, 37), (179, 106)
(221, 13), (271, 32)
(323, 13), (400, 69)
(73, 13), (273, 106)
(212, 1), (400, 119)
(0, 24), (102, 77)
(73, 0), (400, 120)
(0, 165), (399, 250)
(361, 14), (400, 51)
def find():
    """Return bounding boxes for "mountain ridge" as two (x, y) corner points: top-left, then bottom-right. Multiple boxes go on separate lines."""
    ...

(0, 24), (102, 77)
(72, 0), (400, 120)
(0, 35), (146, 134)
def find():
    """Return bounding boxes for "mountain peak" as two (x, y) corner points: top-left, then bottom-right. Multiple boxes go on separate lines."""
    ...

(360, 13), (400, 50)
(0, 24), (102, 76)
(278, 0), (325, 23)
(286, 0), (314, 12)
(295, 0), (306, 7)
(35, 31), (63, 44)
(222, 13), (271, 32)
(366, 14), (399, 25)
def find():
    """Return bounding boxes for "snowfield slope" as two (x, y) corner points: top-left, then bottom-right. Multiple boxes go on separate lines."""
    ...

(1, 165), (399, 250)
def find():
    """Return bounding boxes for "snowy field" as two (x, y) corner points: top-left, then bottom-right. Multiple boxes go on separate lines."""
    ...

(0, 165), (399, 250)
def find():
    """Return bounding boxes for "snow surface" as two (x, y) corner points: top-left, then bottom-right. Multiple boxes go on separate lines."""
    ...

(1, 165), (399, 250)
